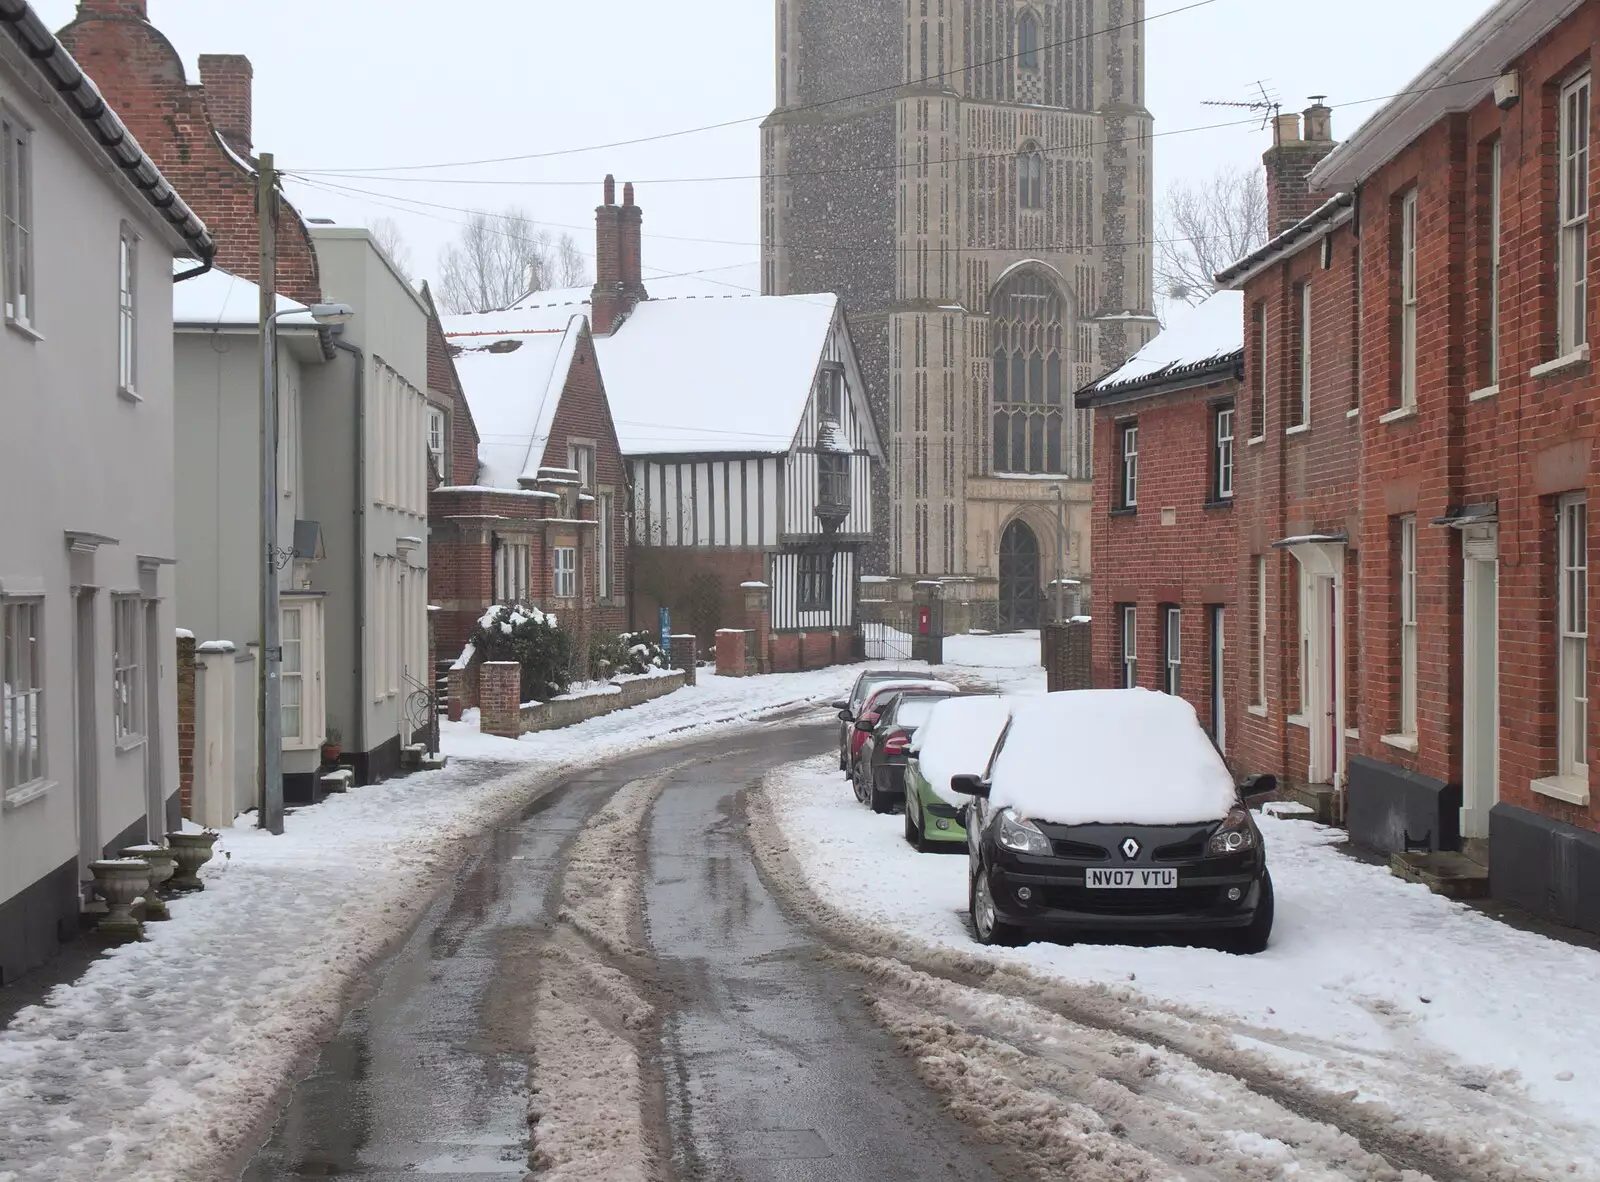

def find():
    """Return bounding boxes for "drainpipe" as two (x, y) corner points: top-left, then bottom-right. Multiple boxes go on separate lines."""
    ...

(331, 337), (368, 762)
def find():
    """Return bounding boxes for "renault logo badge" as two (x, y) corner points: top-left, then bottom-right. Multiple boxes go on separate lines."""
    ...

(1120, 837), (1141, 860)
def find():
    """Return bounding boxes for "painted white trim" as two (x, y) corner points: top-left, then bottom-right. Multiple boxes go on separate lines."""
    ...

(1284, 423), (1310, 437)
(1531, 344), (1590, 378)
(1287, 714), (1309, 729)
(1381, 732), (1420, 753)
(1467, 384), (1499, 402)
(1531, 775), (1590, 806)
(1346, 407), (1361, 418)
(1379, 405), (1418, 425)
(1247, 704), (1268, 718)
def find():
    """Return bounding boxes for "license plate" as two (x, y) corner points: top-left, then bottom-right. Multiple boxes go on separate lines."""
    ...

(1086, 868), (1177, 889)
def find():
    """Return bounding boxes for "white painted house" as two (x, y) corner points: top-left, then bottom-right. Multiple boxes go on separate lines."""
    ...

(0, 0), (214, 984)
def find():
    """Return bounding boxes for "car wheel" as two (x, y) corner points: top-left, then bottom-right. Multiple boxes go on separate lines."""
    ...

(904, 808), (919, 845)
(868, 772), (894, 815)
(1225, 871), (1275, 955)
(851, 764), (868, 805)
(969, 866), (1023, 947)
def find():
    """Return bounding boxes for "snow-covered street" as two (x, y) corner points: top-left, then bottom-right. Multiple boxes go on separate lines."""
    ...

(758, 755), (1600, 1180)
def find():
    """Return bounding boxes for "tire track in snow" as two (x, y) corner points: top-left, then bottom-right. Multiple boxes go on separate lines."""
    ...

(746, 768), (1579, 1182)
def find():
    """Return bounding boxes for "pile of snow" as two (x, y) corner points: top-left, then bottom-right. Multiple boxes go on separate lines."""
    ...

(913, 695), (1011, 805)
(991, 690), (1236, 825)
(936, 631), (1047, 696)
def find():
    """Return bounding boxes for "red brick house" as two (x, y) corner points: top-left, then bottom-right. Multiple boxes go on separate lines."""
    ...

(430, 311), (629, 678)
(1078, 292), (1244, 752)
(1295, 0), (1600, 933)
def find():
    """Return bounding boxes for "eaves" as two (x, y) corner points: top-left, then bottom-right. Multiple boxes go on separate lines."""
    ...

(1075, 355), (1243, 411)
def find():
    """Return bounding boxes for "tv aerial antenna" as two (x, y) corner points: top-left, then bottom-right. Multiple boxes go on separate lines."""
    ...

(1201, 81), (1280, 131)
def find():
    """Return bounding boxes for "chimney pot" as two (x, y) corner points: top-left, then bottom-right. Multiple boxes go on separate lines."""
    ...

(1303, 98), (1333, 144)
(75, 0), (148, 17)
(603, 174), (616, 206)
(198, 54), (254, 157)
(623, 182), (635, 207)
(1274, 112), (1302, 146)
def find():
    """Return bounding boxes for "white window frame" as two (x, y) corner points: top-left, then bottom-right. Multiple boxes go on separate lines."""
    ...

(1399, 516), (1418, 737)
(1488, 138), (1502, 382)
(1120, 604), (1137, 688)
(1119, 422), (1138, 508)
(118, 227), (138, 396)
(2, 598), (45, 798)
(569, 443), (595, 492)
(1163, 606), (1182, 697)
(1215, 405), (1235, 500)
(2, 109), (33, 330)
(1560, 73), (1591, 357)
(1400, 190), (1419, 410)
(112, 595), (144, 747)
(1250, 303), (1267, 441)
(1559, 494), (1589, 779)
(597, 492), (613, 601)
(1253, 556), (1267, 709)
(553, 546), (577, 600)
(1294, 281), (1311, 428)
(281, 604), (305, 747)
(427, 406), (446, 479)
(494, 540), (530, 604)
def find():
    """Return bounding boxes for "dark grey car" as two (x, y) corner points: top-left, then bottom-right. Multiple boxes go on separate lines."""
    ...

(831, 669), (940, 773)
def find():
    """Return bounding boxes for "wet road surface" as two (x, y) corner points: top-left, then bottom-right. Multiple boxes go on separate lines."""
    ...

(646, 726), (1010, 1181)
(240, 723), (1005, 1181)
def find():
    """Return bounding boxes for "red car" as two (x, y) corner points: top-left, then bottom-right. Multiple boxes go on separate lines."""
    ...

(847, 679), (959, 775)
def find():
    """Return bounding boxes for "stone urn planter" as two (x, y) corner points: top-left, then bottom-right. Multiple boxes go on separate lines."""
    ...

(121, 844), (177, 919)
(89, 859), (151, 940)
(165, 830), (219, 892)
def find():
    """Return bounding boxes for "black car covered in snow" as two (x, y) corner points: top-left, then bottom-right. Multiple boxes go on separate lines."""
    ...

(951, 689), (1274, 954)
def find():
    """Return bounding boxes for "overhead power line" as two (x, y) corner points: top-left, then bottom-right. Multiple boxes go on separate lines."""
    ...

(290, 0), (1219, 177)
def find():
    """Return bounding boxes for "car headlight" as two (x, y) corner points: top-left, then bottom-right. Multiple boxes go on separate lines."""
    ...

(1207, 806), (1258, 856)
(996, 808), (1052, 855)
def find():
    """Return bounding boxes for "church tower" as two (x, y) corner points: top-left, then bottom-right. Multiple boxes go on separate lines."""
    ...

(762, 1), (1156, 626)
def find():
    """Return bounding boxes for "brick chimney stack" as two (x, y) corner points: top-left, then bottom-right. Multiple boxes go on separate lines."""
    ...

(199, 55), (253, 157)
(620, 182), (648, 309)
(75, 0), (147, 16)
(1264, 98), (1338, 235)
(591, 175), (624, 335)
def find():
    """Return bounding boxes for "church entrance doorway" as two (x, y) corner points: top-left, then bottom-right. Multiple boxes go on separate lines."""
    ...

(999, 520), (1042, 631)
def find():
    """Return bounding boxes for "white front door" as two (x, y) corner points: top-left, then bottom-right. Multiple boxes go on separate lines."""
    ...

(1299, 568), (1340, 785)
(1462, 527), (1500, 840)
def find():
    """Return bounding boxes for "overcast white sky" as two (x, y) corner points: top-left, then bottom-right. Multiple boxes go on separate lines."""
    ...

(37, 0), (1493, 294)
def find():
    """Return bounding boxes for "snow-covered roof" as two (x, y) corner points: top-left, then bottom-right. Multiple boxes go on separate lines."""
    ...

(446, 315), (586, 490)
(171, 264), (314, 327)
(1079, 290), (1244, 403)
(446, 292), (841, 456)
(506, 264), (762, 314)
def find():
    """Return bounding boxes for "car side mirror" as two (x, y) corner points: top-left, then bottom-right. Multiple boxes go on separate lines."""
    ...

(837, 709), (852, 722)
(950, 774), (990, 800)
(830, 699), (848, 711)
(854, 718), (875, 733)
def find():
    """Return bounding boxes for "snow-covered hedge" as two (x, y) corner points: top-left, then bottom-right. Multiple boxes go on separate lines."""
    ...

(590, 629), (667, 679)
(468, 603), (573, 702)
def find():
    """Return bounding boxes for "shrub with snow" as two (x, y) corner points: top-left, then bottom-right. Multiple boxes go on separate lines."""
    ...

(468, 603), (573, 702)
(591, 630), (667, 678)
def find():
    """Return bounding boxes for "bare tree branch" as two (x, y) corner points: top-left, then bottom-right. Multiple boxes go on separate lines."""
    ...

(435, 208), (592, 314)
(366, 217), (414, 284)
(1155, 164), (1269, 308)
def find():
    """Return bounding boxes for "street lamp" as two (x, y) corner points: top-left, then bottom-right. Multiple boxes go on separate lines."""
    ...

(1049, 484), (1067, 624)
(259, 298), (354, 835)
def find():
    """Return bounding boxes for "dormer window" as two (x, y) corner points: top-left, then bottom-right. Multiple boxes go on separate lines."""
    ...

(817, 363), (845, 426)
(1018, 11), (1040, 70)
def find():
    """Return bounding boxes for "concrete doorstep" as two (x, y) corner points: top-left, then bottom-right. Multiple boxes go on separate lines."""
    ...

(1389, 850), (1491, 900)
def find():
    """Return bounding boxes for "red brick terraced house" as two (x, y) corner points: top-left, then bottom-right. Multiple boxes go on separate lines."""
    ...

(1287, 0), (1600, 935)
(1077, 291), (1245, 753)
(429, 311), (629, 683)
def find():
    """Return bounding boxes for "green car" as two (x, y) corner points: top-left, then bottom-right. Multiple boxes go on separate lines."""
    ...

(902, 752), (969, 851)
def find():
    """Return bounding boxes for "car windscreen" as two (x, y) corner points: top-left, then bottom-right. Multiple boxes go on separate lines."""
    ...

(889, 696), (944, 729)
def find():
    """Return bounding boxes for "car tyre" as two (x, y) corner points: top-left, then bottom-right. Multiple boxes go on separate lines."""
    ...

(904, 808), (919, 846)
(969, 865), (1024, 947)
(868, 771), (894, 815)
(852, 764), (869, 806)
(1225, 871), (1275, 955)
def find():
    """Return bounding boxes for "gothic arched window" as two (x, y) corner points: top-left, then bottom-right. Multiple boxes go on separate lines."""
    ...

(992, 270), (1068, 475)
(1019, 147), (1045, 210)
(1018, 11), (1041, 69)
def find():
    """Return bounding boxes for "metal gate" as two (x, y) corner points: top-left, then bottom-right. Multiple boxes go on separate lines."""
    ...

(860, 599), (917, 661)
(999, 520), (1042, 631)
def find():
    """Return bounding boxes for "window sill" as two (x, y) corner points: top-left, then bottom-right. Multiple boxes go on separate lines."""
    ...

(1203, 498), (1235, 511)
(1246, 435), (1265, 447)
(1345, 728), (1360, 740)
(1530, 344), (1589, 379)
(1467, 384), (1499, 402)
(1380, 732), (1419, 753)
(1531, 774), (1590, 807)
(115, 735), (147, 755)
(1346, 407), (1361, 419)
(1378, 405), (1417, 425)
(1287, 713), (1308, 729)
(117, 386), (142, 405)
(1284, 424), (1310, 437)
(6, 317), (43, 343)
(3, 779), (55, 810)
(1109, 507), (1137, 518)
(1247, 704), (1268, 718)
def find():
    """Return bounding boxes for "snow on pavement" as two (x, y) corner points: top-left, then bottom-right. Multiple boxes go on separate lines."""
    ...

(0, 665), (862, 1182)
(763, 755), (1600, 1180)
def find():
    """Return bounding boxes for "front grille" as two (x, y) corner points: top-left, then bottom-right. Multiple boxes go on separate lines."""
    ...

(925, 801), (961, 820)
(1035, 884), (1223, 916)
(1051, 839), (1110, 861)
(1154, 837), (1208, 862)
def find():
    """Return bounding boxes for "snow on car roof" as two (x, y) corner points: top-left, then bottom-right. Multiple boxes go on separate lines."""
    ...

(915, 696), (1013, 807)
(862, 680), (958, 710)
(989, 689), (1237, 826)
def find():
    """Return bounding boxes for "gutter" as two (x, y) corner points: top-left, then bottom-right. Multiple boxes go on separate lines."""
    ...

(0, 0), (214, 276)
(1076, 354), (1244, 410)
(1215, 194), (1356, 290)
(331, 337), (368, 758)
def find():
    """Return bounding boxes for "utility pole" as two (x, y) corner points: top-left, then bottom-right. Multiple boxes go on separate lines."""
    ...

(258, 152), (284, 835)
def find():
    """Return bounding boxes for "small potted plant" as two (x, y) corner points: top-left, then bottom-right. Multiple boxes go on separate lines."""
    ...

(320, 728), (342, 766)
